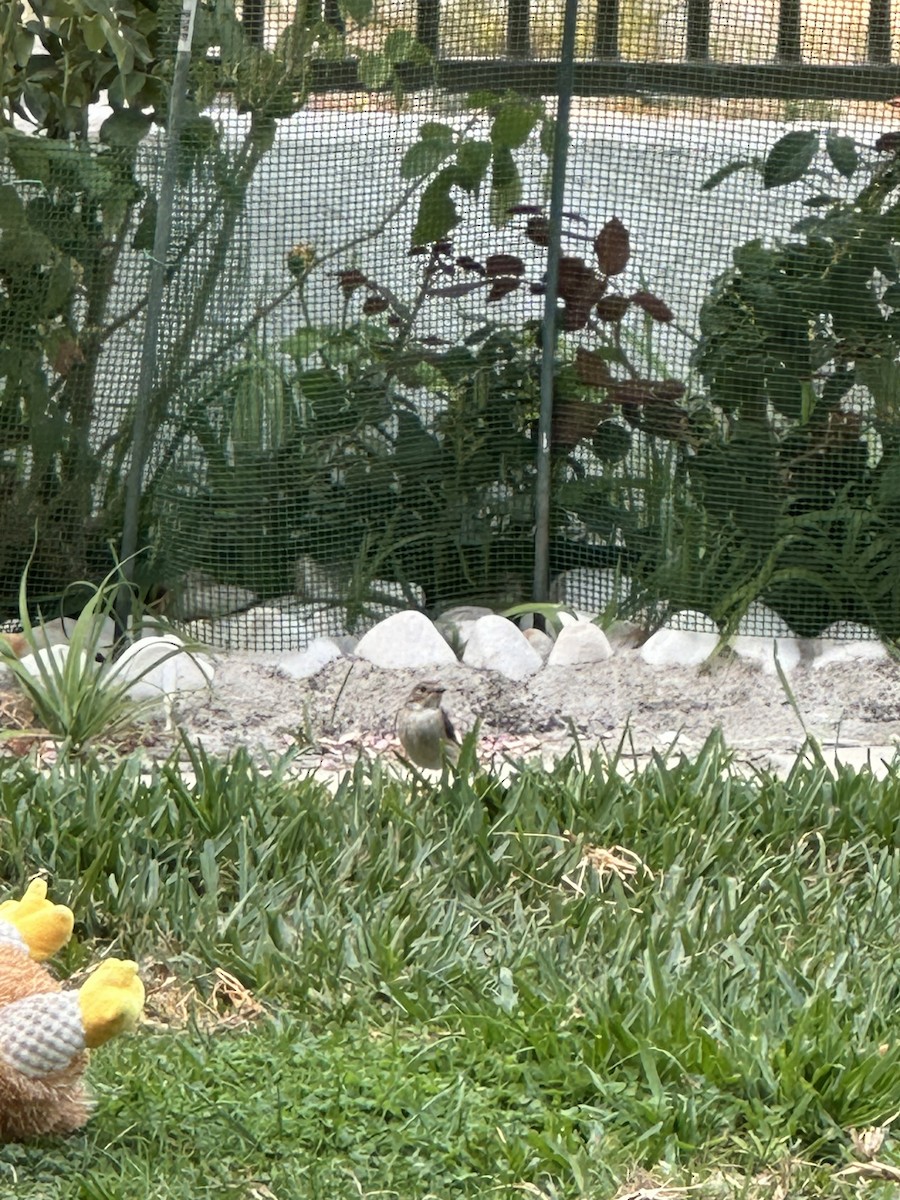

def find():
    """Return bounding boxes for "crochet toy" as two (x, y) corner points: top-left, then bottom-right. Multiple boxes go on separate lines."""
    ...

(0, 878), (144, 1141)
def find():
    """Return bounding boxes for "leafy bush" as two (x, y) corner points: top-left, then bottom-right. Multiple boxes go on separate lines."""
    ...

(650, 129), (900, 636)
(152, 194), (686, 617)
(0, 0), (409, 618)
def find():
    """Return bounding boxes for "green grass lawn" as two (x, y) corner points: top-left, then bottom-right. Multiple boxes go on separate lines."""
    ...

(2, 735), (900, 1198)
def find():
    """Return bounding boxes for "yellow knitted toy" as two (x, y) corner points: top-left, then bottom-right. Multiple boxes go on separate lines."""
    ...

(0, 879), (144, 1141)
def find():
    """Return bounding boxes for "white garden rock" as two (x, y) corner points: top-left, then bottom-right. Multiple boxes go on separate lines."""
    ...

(16, 643), (91, 680)
(547, 622), (613, 667)
(462, 615), (543, 680)
(169, 569), (259, 620)
(277, 638), (345, 680)
(605, 619), (646, 651)
(104, 635), (214, 700)
(355, 611), (457, 669)
(728, 635), (803, 674)
(434, 605), (493, 655)
(734, 601), (795, 638)
(293, 556), (345, 603)
(812, 622), (890, 670)
(191, 601), (351, 650)
(551, 567), (629, 614)
(640, 612), (720, 668)
(522, 627), (555, 661)
(727, 605), (802, 674)
(27, 614), (127, 656)
(557, 608), (602, 628)
(364, 579), (428, 623)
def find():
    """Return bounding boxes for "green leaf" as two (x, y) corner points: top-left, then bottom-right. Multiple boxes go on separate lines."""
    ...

(763, 130), (820, 189)
(825, 131), (859, 179)
(81, 14), (106, 52)
(540, 117), (555, 158)
(489, 146), (521, 224)
(99, 108), (152, 150)
(466, 90), (500, 110)
(42, 259), (74, 315)
(412, 169), (459, 245)
(700, 158), (754, 191)
(455, 140), (492, 195)
(419, 122), (453, 142)
(490, 97), (541, 150)
(340, 0), (373, 23)
(131, 195), (157, 252)
(386, 28), (417, 61)
(4, 130), (54, 188)
(281, 326), (332, 360)
(400, 135), (453, 181)
(177, 115), (219, 182)
(357, 50), (391, 90)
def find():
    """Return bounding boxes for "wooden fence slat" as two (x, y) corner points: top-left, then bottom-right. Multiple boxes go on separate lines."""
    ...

(776, 0), (802, 62)
(594, 0), (619, 59)
(686, 0), (710, 61)
(417, 0), (440, 55)
(241, 0), (265, 46)
(507, 0), (531, 59)
(868, 0), (892, 63)
(368, 59), (900, 98)
(323, 0), (345, 33)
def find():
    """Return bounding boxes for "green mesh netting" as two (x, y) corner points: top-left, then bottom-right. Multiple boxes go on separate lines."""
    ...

(3, 0), (900, 647)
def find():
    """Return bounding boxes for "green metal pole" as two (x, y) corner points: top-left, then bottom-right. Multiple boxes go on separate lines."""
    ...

(532, 0), (579, 603)
(117, 0), (198, 635)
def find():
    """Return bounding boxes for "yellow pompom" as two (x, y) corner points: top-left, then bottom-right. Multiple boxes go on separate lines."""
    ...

(78, 960), (145, 1049)
(0, 880), (74, 961)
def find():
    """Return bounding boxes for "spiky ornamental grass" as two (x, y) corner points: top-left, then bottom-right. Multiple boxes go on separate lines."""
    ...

(2, 736), (900, 1197)
(0, 558), (204, 755)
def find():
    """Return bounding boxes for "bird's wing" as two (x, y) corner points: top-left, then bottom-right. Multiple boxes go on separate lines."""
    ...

(442, 709), (460, 744)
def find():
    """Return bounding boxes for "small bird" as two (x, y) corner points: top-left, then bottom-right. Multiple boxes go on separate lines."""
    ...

(396, 681), (460, 770)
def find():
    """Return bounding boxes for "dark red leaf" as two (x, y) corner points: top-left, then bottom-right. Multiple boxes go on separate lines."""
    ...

(655, 379), (687, 400)
(875, 131), (900, 152)
(487, 276), (522, 302)
(337, 268), (368, 297)
(525, 216), (551, 247)
(594, 217), (630, 275)
(558, 256), (605, 306)
(595, 295), (631, 323)
(609, 378), (686, 405)
(508, 203), (545, 215)
(362, 295), (390, 315)
(485, 253), (526, 277)
(630, 290), (674, 322)
(561, 303), (595, 331)
(552, 397), (605, 449)
(575, 346), (615, 388)
(620, 398), (689, 440)
(456, 255), (486, 274)
(52, 339), (85, 376)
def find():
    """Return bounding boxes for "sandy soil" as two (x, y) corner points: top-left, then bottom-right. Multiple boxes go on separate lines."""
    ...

(155, 647), (900, 775)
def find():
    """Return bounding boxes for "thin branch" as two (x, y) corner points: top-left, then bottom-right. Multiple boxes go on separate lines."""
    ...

(166, 171), (426, 390)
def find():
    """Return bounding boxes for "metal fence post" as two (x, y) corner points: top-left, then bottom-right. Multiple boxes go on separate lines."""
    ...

(532, 0), (579, 604)
(117, 0), (198, 634)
